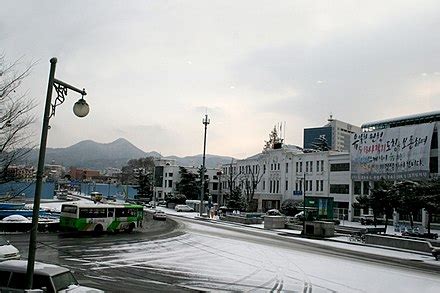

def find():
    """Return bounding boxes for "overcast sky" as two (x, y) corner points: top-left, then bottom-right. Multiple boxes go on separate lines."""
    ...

(1, 1), (439, 158)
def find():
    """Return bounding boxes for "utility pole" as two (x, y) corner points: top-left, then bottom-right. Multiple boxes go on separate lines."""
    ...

(153, 161), (156, 209)
(303, 173), (306, 235)
(200, 114), (210, 216)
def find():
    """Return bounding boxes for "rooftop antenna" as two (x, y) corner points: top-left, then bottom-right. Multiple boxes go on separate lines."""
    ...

(328, 113), (334, 122)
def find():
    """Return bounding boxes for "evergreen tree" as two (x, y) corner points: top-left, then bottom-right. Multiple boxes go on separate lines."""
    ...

(395, 180), (423, 228)
(176, 167), (199, 200)
(370, 179), (397, 230)
(134, 171), (153, 199)
(263, 126), (281, 151)
(420, 179), (440, 234)
(226, 187), (246, 211)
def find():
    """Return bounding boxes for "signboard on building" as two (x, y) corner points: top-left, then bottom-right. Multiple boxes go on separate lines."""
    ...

(350, 123), (435, 180)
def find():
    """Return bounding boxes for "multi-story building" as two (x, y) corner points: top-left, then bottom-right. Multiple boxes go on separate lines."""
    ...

(221, 144), (352, 214)
(350, 110), (440, 224)
(7, 165), (35, 180)
(219, 111), (439, 225)
(152, 158), (221, 202)
(44, 164), (65, 181)
(69, 167), (100, 181)
(304, 116), (361, 152)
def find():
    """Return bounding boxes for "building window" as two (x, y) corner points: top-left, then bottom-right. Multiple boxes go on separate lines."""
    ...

(430, 157), (438, 174)
(330, 184), (349, 194)
(310, 161), (313, 172)
(320, 180), (323, 191)
(300, 162), (303, 172)
(277, 163), (280, 170)
(306, 180), (313, 192)
(306, 162), (309, 172)
(270, 181), (273, 193)
(168, 180), (172, 188)
(286, 163), (289, 173)
(321, 160), (324, 172)
(263, 165), (266, 173)
(317, 161), (320, 172)
(363, 181), (370, 195)
(296, 162), (299, 172)
(330, 163), (350, 172)
(212, 182), (218, 190)
(316, 180), (319, 191)
(169, 173), (173, 177)
(295, 182), (298, 191)
(286, 180), (288, 190)
(263, 180), (266, 190)
(354, 181), (361, 195)
(431, 131), (438, 149)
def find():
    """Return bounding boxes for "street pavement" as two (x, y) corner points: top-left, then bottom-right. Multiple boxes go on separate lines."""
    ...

(4, 211), (440, 292)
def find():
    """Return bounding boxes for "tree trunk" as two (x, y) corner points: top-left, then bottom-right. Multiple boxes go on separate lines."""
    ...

(409, 213), (414, 229)
(428, 212), (432, 235)
(384, 214), (388, 234)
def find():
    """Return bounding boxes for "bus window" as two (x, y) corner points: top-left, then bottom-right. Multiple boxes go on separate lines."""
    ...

(108, 208), (114, 217)
(115, 208), (136, 217)
(61, 205), (77, 214)
(79, 208), (107, 218)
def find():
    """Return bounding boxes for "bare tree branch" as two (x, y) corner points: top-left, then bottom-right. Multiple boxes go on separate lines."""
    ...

(0, 54), (37, 184)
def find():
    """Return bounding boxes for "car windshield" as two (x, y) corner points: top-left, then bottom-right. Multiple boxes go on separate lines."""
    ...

(52, 271), (79, 291)
(0, 237), (8, 246)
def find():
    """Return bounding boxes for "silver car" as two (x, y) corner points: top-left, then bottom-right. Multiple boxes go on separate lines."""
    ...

(0, 237), (20, 261)
(174, 205), (194, 212)
(0, 260), (103, 292)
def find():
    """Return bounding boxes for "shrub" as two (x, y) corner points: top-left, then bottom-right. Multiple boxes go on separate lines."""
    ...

(281, 199), (302, 216)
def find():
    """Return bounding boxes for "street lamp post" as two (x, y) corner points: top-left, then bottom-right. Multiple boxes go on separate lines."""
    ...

(200, 114), (210, 216)
(25, 58), (89, 289)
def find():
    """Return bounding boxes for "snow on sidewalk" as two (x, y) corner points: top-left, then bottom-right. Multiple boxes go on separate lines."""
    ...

(157, 207), (440, 266)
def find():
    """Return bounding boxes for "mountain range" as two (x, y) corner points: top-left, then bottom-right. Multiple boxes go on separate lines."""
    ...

(26, 138), (234, 170)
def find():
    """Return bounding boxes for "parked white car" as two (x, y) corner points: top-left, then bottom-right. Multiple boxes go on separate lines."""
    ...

(0, 237), (20, 261)
(174, 205), (194, 212)
(0, 260), (104, 292)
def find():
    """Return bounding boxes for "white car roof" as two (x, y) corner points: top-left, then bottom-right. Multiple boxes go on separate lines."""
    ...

(0, 260), (69, 276)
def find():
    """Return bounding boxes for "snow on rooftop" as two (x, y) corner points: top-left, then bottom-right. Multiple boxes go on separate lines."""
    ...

(361, 110), (440, 128)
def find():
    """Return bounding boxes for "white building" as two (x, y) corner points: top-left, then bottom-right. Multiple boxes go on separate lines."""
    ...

(221, 144), (352, 215)
(153, 158), (221, 201)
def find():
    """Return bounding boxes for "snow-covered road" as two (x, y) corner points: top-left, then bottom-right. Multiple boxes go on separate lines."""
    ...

(62, 216), (440, 292)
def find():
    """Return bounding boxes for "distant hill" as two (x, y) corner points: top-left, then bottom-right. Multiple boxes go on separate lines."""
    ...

(166, 154), (234, 169)
(25, 138), (233, 170)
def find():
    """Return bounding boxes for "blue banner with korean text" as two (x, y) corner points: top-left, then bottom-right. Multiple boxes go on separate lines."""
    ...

(350, 123), (435, 180)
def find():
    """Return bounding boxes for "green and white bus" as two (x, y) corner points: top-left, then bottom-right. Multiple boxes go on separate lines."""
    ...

(59, 203), (144, 233)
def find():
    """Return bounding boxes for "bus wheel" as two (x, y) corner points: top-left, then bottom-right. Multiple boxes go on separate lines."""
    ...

(94, 224), (103, 235)
(127, 223), (135, 233)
